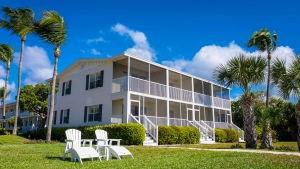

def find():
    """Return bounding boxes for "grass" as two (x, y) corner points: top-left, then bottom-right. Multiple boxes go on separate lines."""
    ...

(0, 136), (300, 169)
(0, 135), (29, 144)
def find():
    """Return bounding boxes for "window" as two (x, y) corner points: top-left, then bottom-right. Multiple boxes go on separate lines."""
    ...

(62, 80), (72, 96)
(86, 71), (104, 90)
(131, 105), (146, 116)
(53, 111), (57, 124)
(60, 109), (69, 124)
(84, 104), (102, 122)
(123, 71), (146, 80)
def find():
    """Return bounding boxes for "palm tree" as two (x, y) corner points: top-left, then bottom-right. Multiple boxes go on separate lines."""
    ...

(247, 28), (278, 148)
(0, 6), (34, 135)
(213, 54), (267, 148)
(0, 44), (13, 131)
(271, 55), (300, 151)
(34, 11), (66, 141)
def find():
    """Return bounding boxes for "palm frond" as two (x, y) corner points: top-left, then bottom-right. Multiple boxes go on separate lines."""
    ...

(0, 44), (14, 63)
(34, 11), (67, 47)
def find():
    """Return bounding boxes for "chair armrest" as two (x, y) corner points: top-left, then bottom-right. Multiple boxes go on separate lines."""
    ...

(109, 139), (122, 146)
(65, 139), (75, 142)
(95, 139), (109, 142)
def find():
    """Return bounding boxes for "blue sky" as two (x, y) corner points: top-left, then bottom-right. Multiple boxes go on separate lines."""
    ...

(0, 0), (300, 102)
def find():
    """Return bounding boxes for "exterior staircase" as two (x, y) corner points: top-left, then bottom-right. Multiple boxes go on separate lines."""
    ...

(143, 133), (157, 146)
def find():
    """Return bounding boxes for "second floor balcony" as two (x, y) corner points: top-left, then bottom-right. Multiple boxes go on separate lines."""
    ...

(112, 76), (231, 109)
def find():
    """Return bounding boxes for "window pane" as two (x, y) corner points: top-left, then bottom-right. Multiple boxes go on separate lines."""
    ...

(94, 113), (99, 121)
(90, 82), (95, 89)
(88, 114), (93, 122)
(96, 73), (100, 80)
(90, 74), (96, 82)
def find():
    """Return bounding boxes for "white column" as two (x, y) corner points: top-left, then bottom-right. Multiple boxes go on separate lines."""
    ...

(148, 64), (150, 95)
(191, 77), (195, 121)
(180, 103), (182, 126)
(155, 99), (157, 126)
(229, 89), (233, 123)
(166, 70), (169, 126)
(212, 108), (215, 141)
(126, 56), (131, 123)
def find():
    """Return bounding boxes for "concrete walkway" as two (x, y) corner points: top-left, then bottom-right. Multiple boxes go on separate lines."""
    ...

(167, 147), (300, 157)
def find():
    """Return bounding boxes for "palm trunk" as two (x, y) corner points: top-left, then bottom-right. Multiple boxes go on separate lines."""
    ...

(2, 62), (10, 132)
(13, 36), (26, 135)
(261, 51), (273, 148)
(241, 92), (257, 148)
(46, 47), (59, 141)
(261, 119), (273, 148)
(296, 102), (300, 151)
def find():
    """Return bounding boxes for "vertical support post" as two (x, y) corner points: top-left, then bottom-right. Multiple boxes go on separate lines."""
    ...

(126, 56), (131, 123)
(212, 108), (215, 141)
(191, 77), (195, 121)
(202, 81), (204, 105)
(155, 99), (157, 126)
(148, 63), (150, 95)
(166, 70), (169, 126)
(180, 74), (182, 100)
(180, 103), (182, 126)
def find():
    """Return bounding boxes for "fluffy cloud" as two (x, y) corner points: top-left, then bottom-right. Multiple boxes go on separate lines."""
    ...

(14, 46), (53, 85)
(162, 42), (295, 81)
(0, 79), (16, 101)
(0, 65), (6, 78)
(111, 23), (156, 61)
(90, 48), (101, 55)
(87, 37), (105, 44)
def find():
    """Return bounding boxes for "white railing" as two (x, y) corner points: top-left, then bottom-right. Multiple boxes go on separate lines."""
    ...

(203, 95), (212, 107)
(203, 121), (214, 128)
(150, 81), (167, 97)
(192, 120), (208, 140)
(200, 120), (214, 140)
(129, 76), (149, 94)
(194, 92), (204, 105)
(213, 97), (223, 108)
(128, 114), (140, 123)
(147, 116), (156, 125)
(230, 123), (245, 141)
(111, 115), (122, 124)
(182, 89), (193, 102)
(169, 86), (181, 100)
(223, 99), (231, 109)
(141, 115), (158, 143)
(112, 77), (128, 93)
(169, 118), (182, 126)
(157, 117), (168, 126)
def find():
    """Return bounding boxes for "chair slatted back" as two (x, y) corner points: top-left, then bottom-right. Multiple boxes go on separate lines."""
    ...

(95, 129), (108, 146)
(65, 129), (82, 148)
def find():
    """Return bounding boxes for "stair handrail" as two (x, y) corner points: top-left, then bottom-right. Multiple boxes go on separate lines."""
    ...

(129, 113), (140, 124)
(200, 120), (215, 141)
(142, 115), (158, 143)
(230, 123), (245, 141)
(192, 120), (209, 140)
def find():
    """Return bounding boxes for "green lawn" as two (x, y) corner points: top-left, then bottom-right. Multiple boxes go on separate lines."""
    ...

(0, 138), (300, 168)
(0, 135), (29, 144)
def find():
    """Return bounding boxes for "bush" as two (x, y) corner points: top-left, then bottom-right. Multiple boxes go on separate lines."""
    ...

(158, 126), (200, 145)
(215, 128), (227, 143)
(223, 129), (239, 142)
(101, 123), (145, 145)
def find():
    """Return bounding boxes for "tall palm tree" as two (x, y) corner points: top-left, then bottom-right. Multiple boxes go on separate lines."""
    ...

(0, 44), (13, 131)
(0, 6), (34, 135)
(214, 54), (267, 148)
(271, 55), (300, 151)
(247, 28), (278, 148)
(34, 11), (66, 141)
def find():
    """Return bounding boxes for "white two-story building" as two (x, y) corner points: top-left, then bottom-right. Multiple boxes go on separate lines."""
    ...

(47, 52), (244, 144)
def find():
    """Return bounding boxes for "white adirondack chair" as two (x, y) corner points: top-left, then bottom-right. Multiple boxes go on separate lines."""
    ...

(63, 129), (101, 164)
(95, 129), (134, 160)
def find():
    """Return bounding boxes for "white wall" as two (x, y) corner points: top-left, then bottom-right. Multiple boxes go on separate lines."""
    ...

(54, 62), (113, 127)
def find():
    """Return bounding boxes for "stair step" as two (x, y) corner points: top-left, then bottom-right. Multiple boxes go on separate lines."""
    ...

(143, 142), (157, 146)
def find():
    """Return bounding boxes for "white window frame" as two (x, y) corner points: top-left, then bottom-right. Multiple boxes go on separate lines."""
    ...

(88, 105), (99, 122)
(62, 109), (68, 124)
(89, 72), (101, 89)
(65, 81), (70, 95)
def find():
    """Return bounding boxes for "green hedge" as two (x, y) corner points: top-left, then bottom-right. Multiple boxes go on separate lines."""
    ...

(158, 126), (200, 145)
(215, 128), (239, 143)
(31, 123), (145, 145)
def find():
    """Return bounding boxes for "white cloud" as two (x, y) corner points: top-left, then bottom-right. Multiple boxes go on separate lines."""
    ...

(0, 65), (6, 78)
(0, 79), (16, 101)
(111, 23), (156, 61)
(13, 46), (53, 85)
(162, 42), (295, 82)
(87, 37), (105, 44)
(90, 48), (101, 55)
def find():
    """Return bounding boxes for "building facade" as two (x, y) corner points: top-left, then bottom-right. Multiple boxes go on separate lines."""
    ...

(47, 52), (243, 143)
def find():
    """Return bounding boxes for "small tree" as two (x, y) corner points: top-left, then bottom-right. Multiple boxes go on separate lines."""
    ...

(8, 116), (22, 127)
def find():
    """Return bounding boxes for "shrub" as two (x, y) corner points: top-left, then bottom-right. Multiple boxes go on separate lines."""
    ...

(231, 143), (243, 148)
(275, 145), (297, 151)
(215, 128), (227, 143)
(158, 126), (200, 145)
(223, 129), (239, 142)
(8, 116), (22, 127)
(101, 123), (145, 145)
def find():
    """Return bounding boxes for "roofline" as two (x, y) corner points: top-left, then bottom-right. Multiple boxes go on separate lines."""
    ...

(48, 52), (230, 90)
